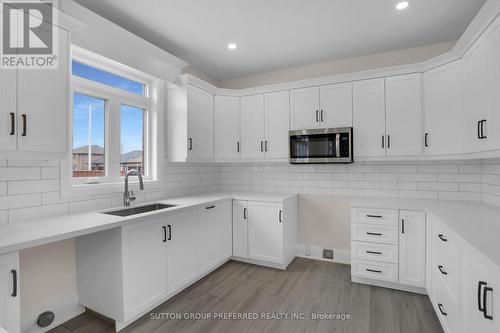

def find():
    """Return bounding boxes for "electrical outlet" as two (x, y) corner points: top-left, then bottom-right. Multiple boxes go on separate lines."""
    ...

(323, 249), (334, 260)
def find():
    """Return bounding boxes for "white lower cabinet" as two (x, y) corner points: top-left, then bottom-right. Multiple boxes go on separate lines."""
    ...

(76, 200), (232, 331)
(0, 252), (20, 333)
(232, 196), (297, 269)
(351, 208), (426, 292)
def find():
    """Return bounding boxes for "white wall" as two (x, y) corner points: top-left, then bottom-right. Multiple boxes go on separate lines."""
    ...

(218, 41), (456, 89)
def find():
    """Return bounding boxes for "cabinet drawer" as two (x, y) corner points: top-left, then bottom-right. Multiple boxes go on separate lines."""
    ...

(433, 247), (460, 301)
(351, 259), (398, 283)
(351, 223), (399, 245)
(432, 219), (460, 265)
(352, 208), (398, 226)
(433, 271), (459, 333)
(351, 241), (398, 264)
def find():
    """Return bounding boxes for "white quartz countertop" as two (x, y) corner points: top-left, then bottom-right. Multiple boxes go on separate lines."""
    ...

(352, 197), (500, 267)
(0, 192), (295, 255)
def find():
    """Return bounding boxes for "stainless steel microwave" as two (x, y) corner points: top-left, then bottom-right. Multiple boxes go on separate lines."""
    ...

(289, 127), (353, 164)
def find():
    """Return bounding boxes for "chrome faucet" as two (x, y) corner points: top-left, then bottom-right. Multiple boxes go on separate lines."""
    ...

(124, 169), (144, 206)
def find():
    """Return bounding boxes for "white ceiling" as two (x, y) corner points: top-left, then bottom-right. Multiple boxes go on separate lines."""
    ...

(74, 0), (487, 81)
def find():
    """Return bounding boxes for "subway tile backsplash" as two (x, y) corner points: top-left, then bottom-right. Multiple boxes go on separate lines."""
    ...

(2, 158), (500, 225)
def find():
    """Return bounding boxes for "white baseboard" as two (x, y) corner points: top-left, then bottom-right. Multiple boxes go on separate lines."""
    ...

(22, 298), (85, 333)
(295, 243), (351, 265)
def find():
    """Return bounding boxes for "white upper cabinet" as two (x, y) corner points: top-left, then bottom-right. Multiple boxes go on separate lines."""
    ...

(187, 85), (214, 159)
(486, 17), (500, 152)
(290, 86), (319, 130)
(240, 94), (265, 159)
(264, 91), (289, 159)
(291, 83), (352, 130)
(385, 74), (422, 156)
(214, 95), (240, 159)
(423, 60), (463, 155)
(398, 210), (426, 288)
(353, 78), (386, 157)
(463, 36), (489, 153)
(319, 82), (353, 128)
(0, 66), (17, 152)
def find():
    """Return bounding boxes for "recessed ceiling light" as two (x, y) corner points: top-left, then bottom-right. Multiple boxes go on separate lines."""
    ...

(396, 1), (409, 10)
(227, 43), (238, 50)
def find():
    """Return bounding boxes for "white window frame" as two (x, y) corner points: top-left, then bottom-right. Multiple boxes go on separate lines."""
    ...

(62, 46), (163, 196)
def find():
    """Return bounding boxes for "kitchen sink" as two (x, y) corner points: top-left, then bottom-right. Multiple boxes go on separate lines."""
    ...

(103, 203), (176, 217)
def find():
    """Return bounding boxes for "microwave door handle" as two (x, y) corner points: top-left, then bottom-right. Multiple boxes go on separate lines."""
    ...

(335, 134), (340, 158)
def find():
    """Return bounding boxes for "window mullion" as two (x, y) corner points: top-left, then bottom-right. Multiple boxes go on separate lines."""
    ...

(108, 97), (122, 183)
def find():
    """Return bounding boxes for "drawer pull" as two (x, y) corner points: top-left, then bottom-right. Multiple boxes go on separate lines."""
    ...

(437, 303), (447, 316)
(438, 265), (448, 275)
(366, 214), (382, 218)
(205, 205), (215, 209)
(366, 232), (382, 236)
(438, 234), (448, 242)
(366, 250), (382, 255)
(366, 268), (382, 274)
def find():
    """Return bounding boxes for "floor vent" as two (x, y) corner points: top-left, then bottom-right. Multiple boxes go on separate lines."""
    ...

(323, 249), (334, 260)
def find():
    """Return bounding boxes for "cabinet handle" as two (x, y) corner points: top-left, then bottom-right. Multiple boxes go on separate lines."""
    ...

(320, 110), (324, 122)
(438, 234), (448, 242)
(316, 110), (319, 122)
(162, 226), (167, 242)
(260, 141), (264, 152)
(401, 219), (405, 234)
(10, 113), (15, 135)
(366, 214), (382, 218)
(478, 281), (487, 313)
(21, 114), (27, 136)
(265, 140), (268, 152)
(381, 135), (385, 148)
(424, 133), (429, 147)
(243, 207), (247, 219)
(366, 269), (382, 274)
(437, 303), (447, 316)
(387, 135), (391, 148)
(478, 121), (482, 139)
(483, 286), (494, 320)
(237, 142), (240, 153)
(11, 269), (17, 297)
(205, 205), (215, 209)
(366, 251), (382, 255)
(167, 225), (172, 241)
(279, 210), (282, 222)
(366, 232), (382, 236)
(438, 265), (448, 275)
(188, 137), (193, 151)
(480, 120), (487, 139)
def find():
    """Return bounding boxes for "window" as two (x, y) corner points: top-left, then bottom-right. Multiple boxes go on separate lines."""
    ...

(66, 47), (159, 189)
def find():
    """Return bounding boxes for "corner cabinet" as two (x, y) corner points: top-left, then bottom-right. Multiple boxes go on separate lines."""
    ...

(232, 195), (297, 269)
(1, 26), (69, 156)
(0, 252), (20, 333)
(76, 200), (232, 331)
(166, 84), (214, 161)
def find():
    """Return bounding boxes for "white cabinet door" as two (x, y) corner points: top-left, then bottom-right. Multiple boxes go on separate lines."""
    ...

(232, 200), (248, 258)
(399, 210), (426, 288)
(423, 61), (463, 155)
(463, 37), (488, 153)
(320, 82), (353, 128)
(0, 252), (20, 333)
(220, 201), (233, 260)
(122, 217), (167, 319)
(248, 202), (283, 264)
(240, 94), (265, 159)
(17, 27), (68, 153)
(385, 74), (422, 156)
(197, 204), (221, 275)
(461, 242), (500, 333)
(265, 91), (289, 159)
(214, 95), (240, 159)
(486, 17), (500, 151)
(187, 85), (214, 159)
(353, 79), (386, 157)
(0, 67), (17, 151)
(166, 210), (198, 295)
(290, 87), (320, 130)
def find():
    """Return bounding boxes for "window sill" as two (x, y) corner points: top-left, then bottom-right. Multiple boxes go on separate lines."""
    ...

(61, 178), (161, 198)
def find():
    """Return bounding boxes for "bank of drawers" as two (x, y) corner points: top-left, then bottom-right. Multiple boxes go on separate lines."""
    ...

(351, 208), (399, 283)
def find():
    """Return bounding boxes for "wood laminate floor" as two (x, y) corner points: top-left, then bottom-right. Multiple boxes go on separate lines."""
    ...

(48, 258), (443, 333)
